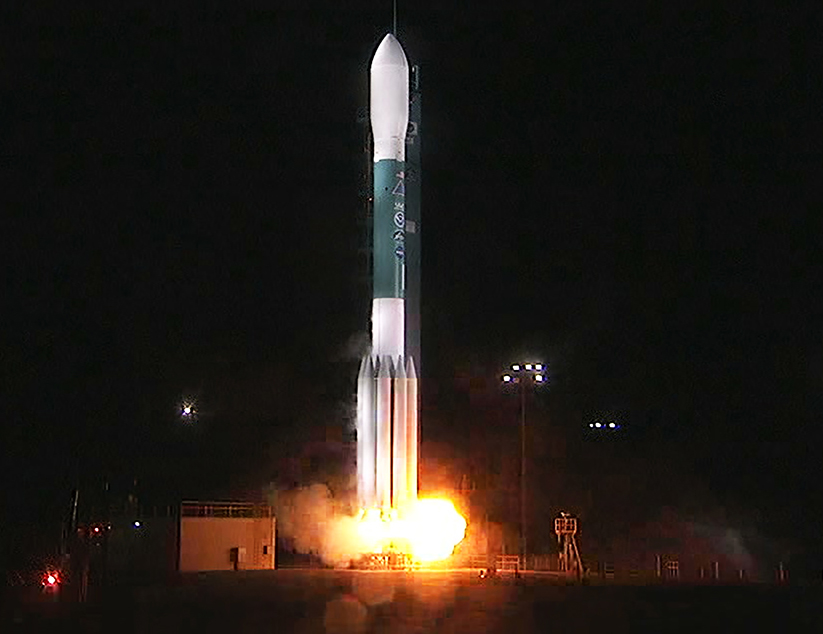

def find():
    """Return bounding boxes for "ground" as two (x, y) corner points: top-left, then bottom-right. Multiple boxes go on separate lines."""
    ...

(3, 569), (820, 633)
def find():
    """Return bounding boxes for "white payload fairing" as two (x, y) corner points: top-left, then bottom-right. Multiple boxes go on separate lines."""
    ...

(357, 33), (420, 516)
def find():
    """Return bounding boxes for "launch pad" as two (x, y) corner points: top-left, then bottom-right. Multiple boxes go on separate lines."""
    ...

(351, 551), (417, 571)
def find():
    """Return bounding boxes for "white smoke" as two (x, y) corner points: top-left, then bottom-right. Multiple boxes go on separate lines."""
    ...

(335, 331), (371, 361)
(273, 483), (366, 567)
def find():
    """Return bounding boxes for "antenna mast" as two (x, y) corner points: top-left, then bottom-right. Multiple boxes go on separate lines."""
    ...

(393, 0), (397, 36)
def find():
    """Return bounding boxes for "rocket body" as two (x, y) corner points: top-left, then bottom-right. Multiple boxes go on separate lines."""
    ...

(371, 33), (408, 360)
(356, 33), (420, 517)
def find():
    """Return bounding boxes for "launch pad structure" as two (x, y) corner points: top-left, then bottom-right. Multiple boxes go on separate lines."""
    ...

(555, 513), (583, 579)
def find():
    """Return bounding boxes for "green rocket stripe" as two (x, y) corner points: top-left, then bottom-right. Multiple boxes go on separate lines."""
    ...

(373, 159), (405, 298)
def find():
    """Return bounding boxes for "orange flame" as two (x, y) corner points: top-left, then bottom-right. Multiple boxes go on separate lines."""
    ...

(357, 498), (467, 562)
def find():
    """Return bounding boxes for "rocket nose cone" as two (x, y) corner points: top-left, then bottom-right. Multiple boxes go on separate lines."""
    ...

(371, 33), (408, 69)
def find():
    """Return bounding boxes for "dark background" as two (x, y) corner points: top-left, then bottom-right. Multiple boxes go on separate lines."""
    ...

(3, 2), (820, 574)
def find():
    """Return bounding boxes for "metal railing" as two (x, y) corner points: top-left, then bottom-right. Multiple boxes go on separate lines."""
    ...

(496, 555), (521, 572)
(460, 554), (780, 582)
(180, 501), (273, 518)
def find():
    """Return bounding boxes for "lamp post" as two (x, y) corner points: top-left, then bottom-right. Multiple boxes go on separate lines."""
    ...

(502, 363), (546, 566)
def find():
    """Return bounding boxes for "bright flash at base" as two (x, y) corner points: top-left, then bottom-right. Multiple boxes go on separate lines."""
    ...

(405, 499), (468, 562)
(357, 498), (467, 563)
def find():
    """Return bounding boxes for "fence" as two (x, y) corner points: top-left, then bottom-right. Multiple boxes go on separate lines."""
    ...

(529, 554), (557, 571)
(461, 553), (787, 582)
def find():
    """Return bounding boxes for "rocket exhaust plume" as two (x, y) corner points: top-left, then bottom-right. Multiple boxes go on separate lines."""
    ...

(355, 33), (465, 562)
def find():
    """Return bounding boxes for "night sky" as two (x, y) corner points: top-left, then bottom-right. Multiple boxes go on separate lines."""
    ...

(4, 4), (820, 568)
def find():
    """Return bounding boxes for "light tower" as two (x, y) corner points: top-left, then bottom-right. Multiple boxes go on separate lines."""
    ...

(501, 362), (546, 565)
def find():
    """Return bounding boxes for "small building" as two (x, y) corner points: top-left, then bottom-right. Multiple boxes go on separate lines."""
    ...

(106, 500), (276, 577)
(179, 501), (276, 572)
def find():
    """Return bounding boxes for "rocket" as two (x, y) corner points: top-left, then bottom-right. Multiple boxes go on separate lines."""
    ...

(357, 33), (420, 516)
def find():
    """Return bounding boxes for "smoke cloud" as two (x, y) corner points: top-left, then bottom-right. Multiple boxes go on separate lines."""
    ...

(335, 331), (371, 362)
(273, 483), (366, 567)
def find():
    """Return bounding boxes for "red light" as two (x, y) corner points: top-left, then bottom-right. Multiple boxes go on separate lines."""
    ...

(47, 574), (56, 585)
(93, 526), (100, 533)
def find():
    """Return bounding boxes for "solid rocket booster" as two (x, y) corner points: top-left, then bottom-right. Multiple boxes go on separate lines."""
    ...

(356, 33), (419, 516)
(356, 356), (375, 510)
(405, 356), (418, 505)
(375, 355), (392, 509)
(391, 356), (408, 511)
